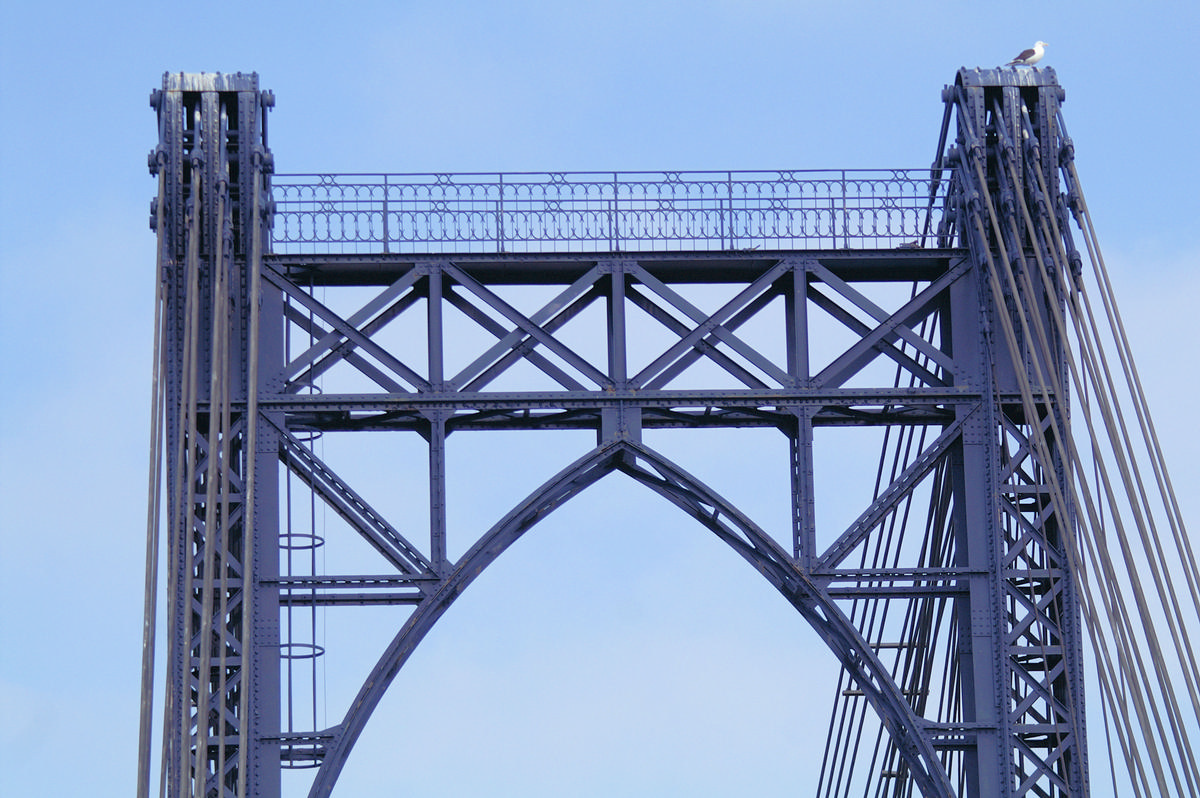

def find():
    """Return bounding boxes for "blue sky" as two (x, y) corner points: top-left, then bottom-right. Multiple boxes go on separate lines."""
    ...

(1, 1), (1198, 796)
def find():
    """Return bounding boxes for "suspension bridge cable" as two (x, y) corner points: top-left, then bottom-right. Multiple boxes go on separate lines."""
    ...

(212, 141), (239, 793)
(1017, 114), (1200, 791)
(1027, 185), (1200, 787)
(165, 153), (205, 798)
(138, 164), (168, 798)
(953, 92), (1200, 797)
(194, 128), (232, 797)
(1055, 113), (1200, 606)
(953, 136), (1158, 797)
(978, 147), (1183, 798)
(989, 103), (1161, 779)
(1056, 152), (1200, 631)
(236, 157), (266, 798)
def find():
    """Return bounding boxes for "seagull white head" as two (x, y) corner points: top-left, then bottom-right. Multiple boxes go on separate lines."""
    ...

(1007, 41), (1048, 67)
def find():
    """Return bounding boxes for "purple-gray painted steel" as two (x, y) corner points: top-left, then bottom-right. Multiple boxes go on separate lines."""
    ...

(145, 67), (1089, 797)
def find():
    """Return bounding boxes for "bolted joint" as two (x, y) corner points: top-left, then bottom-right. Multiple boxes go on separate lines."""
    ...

(967, 140), (986, 167)
(253, 149), (275, 173)
(1032, 191), (1050, 218)
(999, 191), (1016, 219)
(1022, 132), (1042, 165)
(1058, 137), (1075, 166)
(1025, 178), (1048, 210)
(1068, 195), (1085, 222)
(965, 189), (983, 215)
(1068, 250), (1084, 279)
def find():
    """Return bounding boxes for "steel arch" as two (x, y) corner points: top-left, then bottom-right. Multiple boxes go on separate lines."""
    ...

(308, 439), (955, 798)
(144, 68), (1104, 798)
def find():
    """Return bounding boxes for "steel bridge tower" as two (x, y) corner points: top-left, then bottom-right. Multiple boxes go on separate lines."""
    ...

(141, 68), (1097, 797)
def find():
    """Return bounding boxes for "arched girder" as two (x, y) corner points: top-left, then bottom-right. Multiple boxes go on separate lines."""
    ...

(307, 440), (955, 798)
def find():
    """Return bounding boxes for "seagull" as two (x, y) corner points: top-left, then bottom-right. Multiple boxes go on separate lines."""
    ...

(1007, 41), (1048, 67)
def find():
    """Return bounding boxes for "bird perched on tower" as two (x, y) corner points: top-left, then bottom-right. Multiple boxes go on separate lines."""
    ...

(1007, 41), (1048, 67)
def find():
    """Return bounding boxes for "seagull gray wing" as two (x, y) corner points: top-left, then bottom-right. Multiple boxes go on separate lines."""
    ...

(1008, 47), (1036, 65)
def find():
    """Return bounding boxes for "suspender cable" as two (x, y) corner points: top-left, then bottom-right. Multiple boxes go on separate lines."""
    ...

(1027, 126), (1200, 761)
(138, 164), (168, 798)
(1015, 107), (1200, 790)
(1055, 109), (1200, 608)
(955, 90), (1200, 796)
(816, 299), (952, 798)
(953, 106), (1160, 796)
(922, 100), (955, 247)
(985, 139), (1177, 798)
(174, 155), (204, 798)
(212, 136), (237, 793)
(1056, 148), (1200, 622)
(237, 154), (266, 798)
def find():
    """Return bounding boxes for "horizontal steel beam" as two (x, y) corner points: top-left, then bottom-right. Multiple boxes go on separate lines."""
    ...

(826, 584), (969, 598)
(267, 250), (963, 286)
(259, 387), (983, 411)
(280, 592), (423, 606)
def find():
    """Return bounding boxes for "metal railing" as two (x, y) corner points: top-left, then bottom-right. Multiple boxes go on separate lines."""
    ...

(269, 169), (950, 254)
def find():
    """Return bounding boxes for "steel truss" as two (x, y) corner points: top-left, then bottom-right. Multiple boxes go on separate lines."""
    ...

(143, 67), (1088, 797)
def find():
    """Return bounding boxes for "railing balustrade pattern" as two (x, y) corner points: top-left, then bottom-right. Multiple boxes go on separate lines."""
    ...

(270, 169), (949, 254)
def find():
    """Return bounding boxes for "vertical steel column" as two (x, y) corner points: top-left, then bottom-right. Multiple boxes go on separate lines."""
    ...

(149, 72), (279, 798)
(142, 68), (1099, 798)
(786, 259), (816, 565)
(948, 254), (1009, 797)
(947, 67), (1089, 798)
(426, 262), (448, 570)
(601, 260), (640, 446)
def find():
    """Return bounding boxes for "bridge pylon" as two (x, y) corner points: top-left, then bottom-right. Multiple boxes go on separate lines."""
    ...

(141, 67), (1095, 798)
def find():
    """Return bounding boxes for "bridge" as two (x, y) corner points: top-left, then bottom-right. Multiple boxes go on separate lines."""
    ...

(137, 68), (1199, 797)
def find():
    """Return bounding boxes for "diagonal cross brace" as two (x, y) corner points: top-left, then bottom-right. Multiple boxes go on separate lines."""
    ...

(459, 287), (604, 393)
(278, 426), (434, 576)
(626, 284), (774, 390)
(809, 261), (956, 373)
(265, 264), (431, 392)
(812, 258), (970, 389)
(628, 260), (793, 387)
(279, 265), (425, 384)
(296, 290), (424, 392)
(998, 412), (1058, 485)
(816, 415), (969, 571)
(443, 263), (613, 389)
(281, 302), (408, 393)
(448, 264), (606, 390)
(808, 287), (946, 389)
